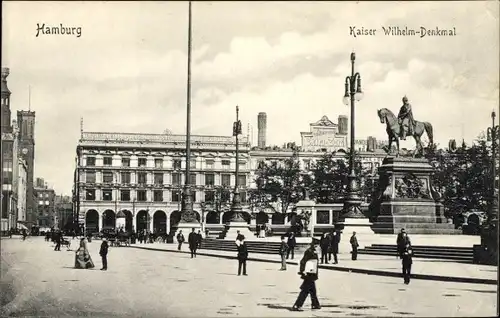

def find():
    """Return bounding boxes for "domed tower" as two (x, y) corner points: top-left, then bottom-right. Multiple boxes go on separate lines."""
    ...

(1, 67), (12, 133)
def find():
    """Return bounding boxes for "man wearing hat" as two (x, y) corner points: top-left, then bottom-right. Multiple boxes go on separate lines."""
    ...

(236, 235), (248, 276)
(292, 239), (321, 311)
(99, 237), (109, 271)
(397, 228), (411, 259)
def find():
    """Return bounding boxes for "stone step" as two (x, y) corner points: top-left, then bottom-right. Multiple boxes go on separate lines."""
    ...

(357, 250), (473, 262)
(371, 244), (473, 252)
(363, 247), (473, 257)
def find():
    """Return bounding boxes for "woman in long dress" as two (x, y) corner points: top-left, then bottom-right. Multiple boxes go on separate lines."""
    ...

(75, 238), (95, 269)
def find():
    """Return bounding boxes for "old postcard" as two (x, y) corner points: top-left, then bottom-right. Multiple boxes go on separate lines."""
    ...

(1, 1), (498, 317)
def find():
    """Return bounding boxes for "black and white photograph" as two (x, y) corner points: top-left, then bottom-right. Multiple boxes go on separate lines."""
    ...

(1, 1), (498, 317)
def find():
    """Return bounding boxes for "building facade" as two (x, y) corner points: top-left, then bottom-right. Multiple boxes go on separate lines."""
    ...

(76, 131), (251, 235)
(55, 195), (72, 230)
(34, 178), (56, 229)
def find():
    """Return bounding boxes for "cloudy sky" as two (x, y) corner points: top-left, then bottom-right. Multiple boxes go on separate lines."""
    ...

(2, 1), (499, 195)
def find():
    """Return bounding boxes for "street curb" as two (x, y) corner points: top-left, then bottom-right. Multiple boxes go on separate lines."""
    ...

(128, 246), (497, 285)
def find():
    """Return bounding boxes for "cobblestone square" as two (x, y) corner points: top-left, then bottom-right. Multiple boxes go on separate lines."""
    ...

(1, 237), (497, 317)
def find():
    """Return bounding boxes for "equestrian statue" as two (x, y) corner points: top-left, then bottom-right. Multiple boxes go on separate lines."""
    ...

(377, 96), (434, 157)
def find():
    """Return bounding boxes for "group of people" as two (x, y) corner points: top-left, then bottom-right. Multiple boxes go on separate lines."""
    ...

(319, 230), (341, 264)
(176, 229), (203, 258)
(73, 237), (109, 271)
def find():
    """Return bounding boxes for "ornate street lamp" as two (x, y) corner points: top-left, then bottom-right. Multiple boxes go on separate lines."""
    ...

(342, 52), (364, 218)
(486, 111), (499, 223)
(229, 106), (246, 222)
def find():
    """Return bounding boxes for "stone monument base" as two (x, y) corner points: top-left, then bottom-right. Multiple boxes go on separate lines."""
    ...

(224, 222), (254, 240)
(371, 157), (460, 235)
(342, 217), (376, 249)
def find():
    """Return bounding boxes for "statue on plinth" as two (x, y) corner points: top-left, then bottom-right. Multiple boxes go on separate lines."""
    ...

(377, 96), (434, 157)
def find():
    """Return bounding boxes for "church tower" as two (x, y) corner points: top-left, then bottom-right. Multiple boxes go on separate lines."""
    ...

(17, 110), (36, 225)
(1, 68), (12, 133)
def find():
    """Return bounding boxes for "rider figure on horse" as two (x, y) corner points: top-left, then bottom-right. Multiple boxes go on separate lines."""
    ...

(398, 96), (415, 140)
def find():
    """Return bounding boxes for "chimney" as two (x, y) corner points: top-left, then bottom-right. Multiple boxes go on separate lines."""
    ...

(257, 112), (267, 149)
(338, 115), (348, 135)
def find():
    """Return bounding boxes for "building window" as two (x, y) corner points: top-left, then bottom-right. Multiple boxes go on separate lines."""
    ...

(103, 156), (113, 166)
(222, 160), (230, 170)
(205, 159), (214, 169)
(238, 174), (246, 187)
(121, 190), (130, 202)
(221, 174), (231, 187)
(172, 173), (181, 185)
(239, 160), (246, 169)
(154, 173), (163, 185)
(137, 172), (147, 185)
(138, 157), (147, 167)
(86, 171), (96, 183)
(102, 171), (113, 183)
(205, 190), (215, 203)
(121, 172), (131, 184)
(122, 158), (130, 167)
(221, 189), (231, 203)
(86, 157), (96, 166)
(153, 190), (163, 202)
(316, 210), (330, 224)
(39, 193), (43, 198)
(205, 173), (215, 186)
(137, 190), (147, 202)
(172, 190), (181, 202)
(173, 159), (182, 170)
(102, 189), (113, 201)
(189, 173), (196, 185)
(189, 160), (197, 169)
(155, 158), (163, 168)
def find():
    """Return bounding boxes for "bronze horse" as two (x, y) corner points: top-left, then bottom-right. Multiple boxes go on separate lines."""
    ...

(377, 108), (434, 156)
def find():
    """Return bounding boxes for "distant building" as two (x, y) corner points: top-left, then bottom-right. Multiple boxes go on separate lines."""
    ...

(75, 131), (251, 235)
(55, 195), (73, 230)
(34, 181), (56, 229)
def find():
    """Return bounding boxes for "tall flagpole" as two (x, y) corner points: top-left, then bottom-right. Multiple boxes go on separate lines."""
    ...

(180, 1), (196, 223)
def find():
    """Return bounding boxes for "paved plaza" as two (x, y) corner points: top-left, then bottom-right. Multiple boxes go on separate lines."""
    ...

(1, 237), (497, 317)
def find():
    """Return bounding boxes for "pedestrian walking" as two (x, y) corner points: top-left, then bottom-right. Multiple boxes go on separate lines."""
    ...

(196, 230), (203, 249)
(402, 243), (413, 284)
(350, 232), (359, 260)
(54, 231), (61, 251)
(328, 230), (340, 264)
(99, 238), (109, 271)
(320, 233), (329, 264)
(177, 230), (185, 251)
(397, 228), (411, 259)
(22, 229), (27, 241)
(286, 232), (296, 260)
(292, 239), (321, 311)
(279, 235), (289, 270)
(188, 228), (198, 258)
(237, 236), (248, 276)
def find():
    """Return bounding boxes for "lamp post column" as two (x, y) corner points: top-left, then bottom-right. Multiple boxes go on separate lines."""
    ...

(230, 106), (245, 222)
(343, 52), (364, 218)
(487, 111), (499, 222)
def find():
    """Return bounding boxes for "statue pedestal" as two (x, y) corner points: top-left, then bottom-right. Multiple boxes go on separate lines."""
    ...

(370, 157), (460, 235)
(342, 217), (375, 249)
(224, 222), (254, 240)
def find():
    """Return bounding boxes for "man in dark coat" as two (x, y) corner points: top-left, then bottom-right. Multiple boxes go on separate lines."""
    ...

(401, 243), (413, 284)
(54, 230), (61, 251)
(286, 232), (297, 260)
(236, 236), (248, 276)
(236, 230), (244, 242)
(397, 229), (411, 259)
(176, 230), (185, 251)
(329, 230), (340, 264)
(100, 238), (109, 271)
(279, 235), (289, 270)
(350, 232), (359, 260)
(196, 230), (203, 249)
(292, 239), (321, 311)
(319, 233), (330, 264)
(188, 228), (198, 258)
